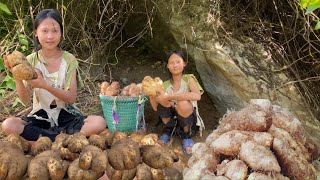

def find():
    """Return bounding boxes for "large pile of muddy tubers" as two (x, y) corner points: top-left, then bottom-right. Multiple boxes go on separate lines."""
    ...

(2, 98), (319, 180)
(0, 129), (186, 180)
(184, 99), (319, 180)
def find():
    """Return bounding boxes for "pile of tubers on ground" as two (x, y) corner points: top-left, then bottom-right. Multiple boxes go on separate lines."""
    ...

(6, 51), (37, 80)
(184, 99), (320, 180)
(0, 129), (185, 180)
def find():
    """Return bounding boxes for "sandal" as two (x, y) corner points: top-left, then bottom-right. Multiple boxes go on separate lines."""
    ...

(182, 138), (194, 156)
(159, 133), (171, 144)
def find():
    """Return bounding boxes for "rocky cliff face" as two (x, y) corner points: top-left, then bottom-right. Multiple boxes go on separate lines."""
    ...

(124, 0), (317, 127)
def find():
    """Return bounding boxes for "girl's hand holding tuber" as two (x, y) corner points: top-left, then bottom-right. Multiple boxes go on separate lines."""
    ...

(156, 93), (173, 107)
(26, 69), (46, 89)
(5, 51), (37, 80)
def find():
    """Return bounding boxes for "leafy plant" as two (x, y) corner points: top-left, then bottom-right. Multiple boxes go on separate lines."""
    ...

(300, 0), (320, 30)
(0, 2), (11, 15)
(0, 2), (28, 108)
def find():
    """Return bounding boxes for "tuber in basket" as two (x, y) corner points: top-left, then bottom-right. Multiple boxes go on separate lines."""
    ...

(99, 95), (146, 132)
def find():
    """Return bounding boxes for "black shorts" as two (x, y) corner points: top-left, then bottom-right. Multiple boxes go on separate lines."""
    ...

(157, 104), (197, 128)
(20, 109), (85, 141)
(157, 104), (199, 138)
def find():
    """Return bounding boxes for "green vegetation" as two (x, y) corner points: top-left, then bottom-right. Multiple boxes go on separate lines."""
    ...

(0, 2), (30, 107)
(0, 0), (140, 112)
(301, 0), (320, 29)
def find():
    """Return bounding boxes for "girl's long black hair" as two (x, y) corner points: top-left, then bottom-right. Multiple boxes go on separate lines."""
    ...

(33, 9), (63, 51)
(166, 50), (188, 82)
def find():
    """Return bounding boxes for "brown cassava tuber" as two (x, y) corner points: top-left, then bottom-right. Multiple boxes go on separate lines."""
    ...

(141, 145), (179, 169)
(100, 81), (120, 96)
(64, 132), (89, 153)
(31, 136), (52, 156)
(128, 132), (144, 143)
(239, 141), (280, 172)
(0, 141), (29, 180)
(128, 133), (158, 147)
(139, 133), (159, 147)
(28, 150), (69, 180)
(79, 145), (108, 176)
(111, 131), (128, 146)
(68, 146), (108, 180)
(51, 133), (79, 161)
(98, 129), (114, 147)
(136, 163), (152, 180)
(106, 160), (137, 180)
(3, 133), (30, 152)
(88, 130), (128, 151)
(141, 76), (164, 97)
(7, 51), (37, 80)
(137, 162), (184, 180)
(216, 159), (248, 180)
(88, 134), (107, 149)
(120, 83), (143, 97)
(108, 139), (140, 170)
(68, 159), (98, 180)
